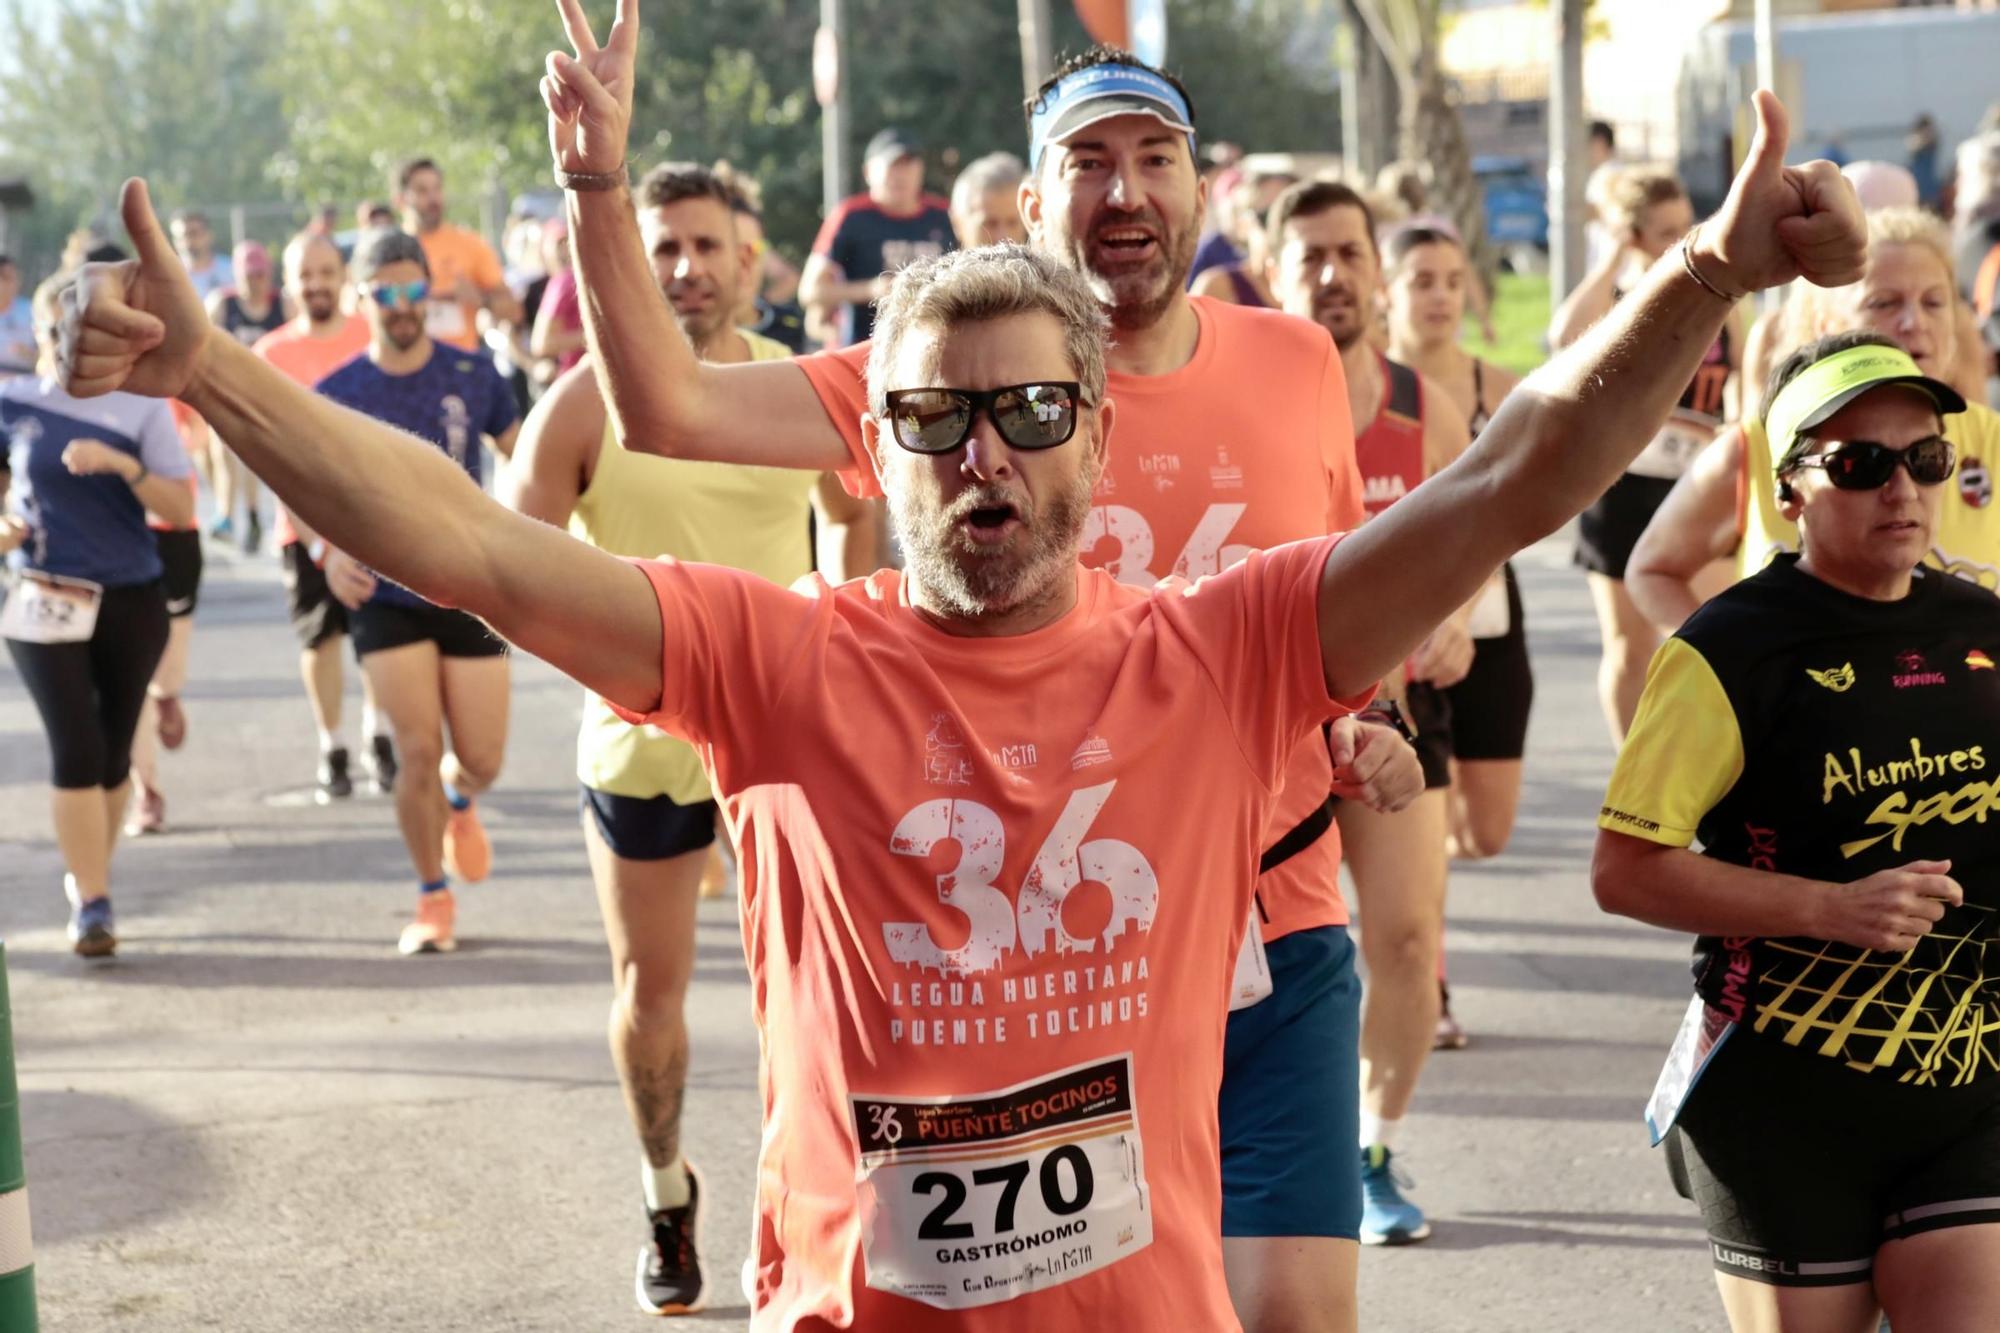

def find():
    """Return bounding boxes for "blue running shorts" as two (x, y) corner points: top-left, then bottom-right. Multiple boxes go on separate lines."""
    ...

(1220, 924), (1362, 1238)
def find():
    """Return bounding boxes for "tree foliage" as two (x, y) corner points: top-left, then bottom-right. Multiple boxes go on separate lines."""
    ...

(3, 0), (1343, 275)
(0, 0), (294, 271)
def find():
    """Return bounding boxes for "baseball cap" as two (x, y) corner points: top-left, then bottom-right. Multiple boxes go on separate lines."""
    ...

(234, 240), (271, 275)
(1766, 341), (1966, 475)
(1029, 62), (1196, 171)
(352, 228), (430, 282)
(1839, 161), (1919, 212)
(864, 129), (922, 168)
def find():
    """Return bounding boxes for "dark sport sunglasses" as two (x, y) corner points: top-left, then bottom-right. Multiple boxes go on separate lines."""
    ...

(883, 382), (1085, 455)
(1788, 436), (1956, 490)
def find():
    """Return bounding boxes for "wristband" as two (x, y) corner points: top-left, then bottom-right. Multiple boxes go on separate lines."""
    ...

(1679, 224), (1746, 304)
(554, 164), (628, 192)
(308, 538), (328, 566)
(1358, 700), (1418, 745)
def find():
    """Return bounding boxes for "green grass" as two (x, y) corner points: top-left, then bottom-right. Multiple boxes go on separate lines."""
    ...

(1477, 271), (1552, 376)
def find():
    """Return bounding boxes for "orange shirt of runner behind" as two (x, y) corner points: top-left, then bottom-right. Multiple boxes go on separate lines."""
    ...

(798, 296), (1362, 942)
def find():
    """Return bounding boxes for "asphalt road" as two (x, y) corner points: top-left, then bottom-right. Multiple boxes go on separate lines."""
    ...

(0, 530), (1728, 1332)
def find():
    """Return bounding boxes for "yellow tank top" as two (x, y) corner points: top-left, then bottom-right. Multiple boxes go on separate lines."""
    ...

(573, 329), (818, 802)
(1737, 402), (2000, 591)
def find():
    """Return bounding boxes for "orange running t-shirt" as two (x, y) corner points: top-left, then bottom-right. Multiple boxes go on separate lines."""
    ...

(253, 315), (371, 547)
(614, 536), (1361, 1331)
(415, 224), (505, 352)
(795, 296), (1362, 941)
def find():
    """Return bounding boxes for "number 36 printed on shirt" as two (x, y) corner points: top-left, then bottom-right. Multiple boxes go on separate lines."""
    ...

(1085, 502), (1252, 585)
(882, 781), (1161, 976)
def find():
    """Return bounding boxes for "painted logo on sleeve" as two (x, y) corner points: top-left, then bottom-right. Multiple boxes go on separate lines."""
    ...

(1806, 663), (1856, 692)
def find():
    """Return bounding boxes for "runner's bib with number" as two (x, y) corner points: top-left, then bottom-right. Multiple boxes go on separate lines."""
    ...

(852, 1055), (1154, 1310)
(0, 573), (102, 644)
(425, 298), (469, 343)
(1228, 905), (1274, 1011)
(1644, 995), (1736, 1145)
(1625, 410), (1718, 481)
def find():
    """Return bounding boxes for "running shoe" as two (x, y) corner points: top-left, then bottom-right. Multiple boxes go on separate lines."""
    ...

(66, 885), (117, 958)
(1434, 983), (1468, 1051)
(241, 511), (262, 554)
(366, 734), (398, 794)
(443, 800), (491, 883)
(125, 783), (166, 836)
(1359, 1146), (1431, 1245)
(317, 746), (353, 803)
(155, 695), (187, 750)
(206, 515), (234, 544)
(636, 1162), (706, 1315)
(397, 889), (456, 955)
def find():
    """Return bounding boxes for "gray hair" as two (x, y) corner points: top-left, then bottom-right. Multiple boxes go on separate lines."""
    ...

(950, 152), (1026, 219)
(866, 244), (1108, 415)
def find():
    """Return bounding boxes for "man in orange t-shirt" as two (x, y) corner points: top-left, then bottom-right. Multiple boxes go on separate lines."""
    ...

(542, 40), (1405, 1330)
(59, 74), (1850, 1322)
(394, 156), (523, 353)
(252, 230), (383, 801)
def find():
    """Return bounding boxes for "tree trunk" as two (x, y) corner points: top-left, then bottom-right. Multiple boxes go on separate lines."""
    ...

(1404, 62), (1498, 295)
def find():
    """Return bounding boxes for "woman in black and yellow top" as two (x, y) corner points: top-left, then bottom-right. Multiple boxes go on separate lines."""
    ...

(1595, 333), (2000, 1333)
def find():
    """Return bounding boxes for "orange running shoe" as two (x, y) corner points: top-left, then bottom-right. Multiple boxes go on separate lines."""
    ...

(397, 889), (457, 955)
(443, 800), (491, 883)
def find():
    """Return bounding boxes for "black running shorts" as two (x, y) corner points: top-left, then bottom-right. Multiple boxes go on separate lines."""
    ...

(155, 528), (203, 619)
(350, 599), (507, 660)
(1401, 681), (1454, 790)
(579, 785), (718, 862)
(1668, 1025), (2000, 1287)
(1442, 563), (1533, 762)
(1574, 471), (1675, 580)
(281, 541), (347, 650)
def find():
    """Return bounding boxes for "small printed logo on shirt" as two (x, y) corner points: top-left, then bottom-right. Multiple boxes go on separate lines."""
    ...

(1892, 650), (1947, 689)
(924, 713), (973, 787)
(1071, 731), (1113, 771)
(1968, 650), (1995, 671)
(1209, 446), (1244, 491)
(990, 742), (1039, 772)
(1806, 663), (1856, 693)
(1139, 454), (1179, 492)
(1960, 458), (1993, 509)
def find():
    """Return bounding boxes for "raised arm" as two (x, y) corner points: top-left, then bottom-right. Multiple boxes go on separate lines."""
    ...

(501, 358), (602, 526)
(811, 472), (883, 581)
(1546, 237), (1625, 350)
(1315, 92), (1864, 701)
(58, 180), (666, 717)
(1624, 426), (1746, 634)
(542, 0), (849, 473)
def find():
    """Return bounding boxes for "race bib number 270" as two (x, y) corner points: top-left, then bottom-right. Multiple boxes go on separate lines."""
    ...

(853, 1054), (1153, 1310)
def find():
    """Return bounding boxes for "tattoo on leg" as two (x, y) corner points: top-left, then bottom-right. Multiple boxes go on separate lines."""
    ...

(631, 1048), (689, 1169)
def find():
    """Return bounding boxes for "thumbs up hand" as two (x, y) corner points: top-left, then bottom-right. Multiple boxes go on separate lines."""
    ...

(57, 178), (213, 402)
(1694, 90), (1867, 297)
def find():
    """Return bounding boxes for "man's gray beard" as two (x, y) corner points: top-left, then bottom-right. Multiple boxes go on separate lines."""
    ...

(891, 467), (1096, 620)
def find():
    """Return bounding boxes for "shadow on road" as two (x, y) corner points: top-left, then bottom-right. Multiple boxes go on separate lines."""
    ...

(21, 1088), (215, 1246)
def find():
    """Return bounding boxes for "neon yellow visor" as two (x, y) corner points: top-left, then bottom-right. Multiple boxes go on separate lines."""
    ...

(1765, 342), (1966, 476)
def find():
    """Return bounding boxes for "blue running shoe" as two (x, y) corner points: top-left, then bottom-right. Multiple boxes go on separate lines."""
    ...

(1359, 1145), (1431, 1245)
(67, 892), (117, 958)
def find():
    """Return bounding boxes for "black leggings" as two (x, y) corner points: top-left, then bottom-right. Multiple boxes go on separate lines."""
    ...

(6, 581), (170, 790)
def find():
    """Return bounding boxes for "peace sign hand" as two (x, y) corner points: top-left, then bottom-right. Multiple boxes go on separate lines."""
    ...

(544, 0), (638, 178)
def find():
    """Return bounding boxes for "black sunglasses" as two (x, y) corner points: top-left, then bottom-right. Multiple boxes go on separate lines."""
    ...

(1788, 436), (1955, 491)
(883, 382), (1085, 455)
